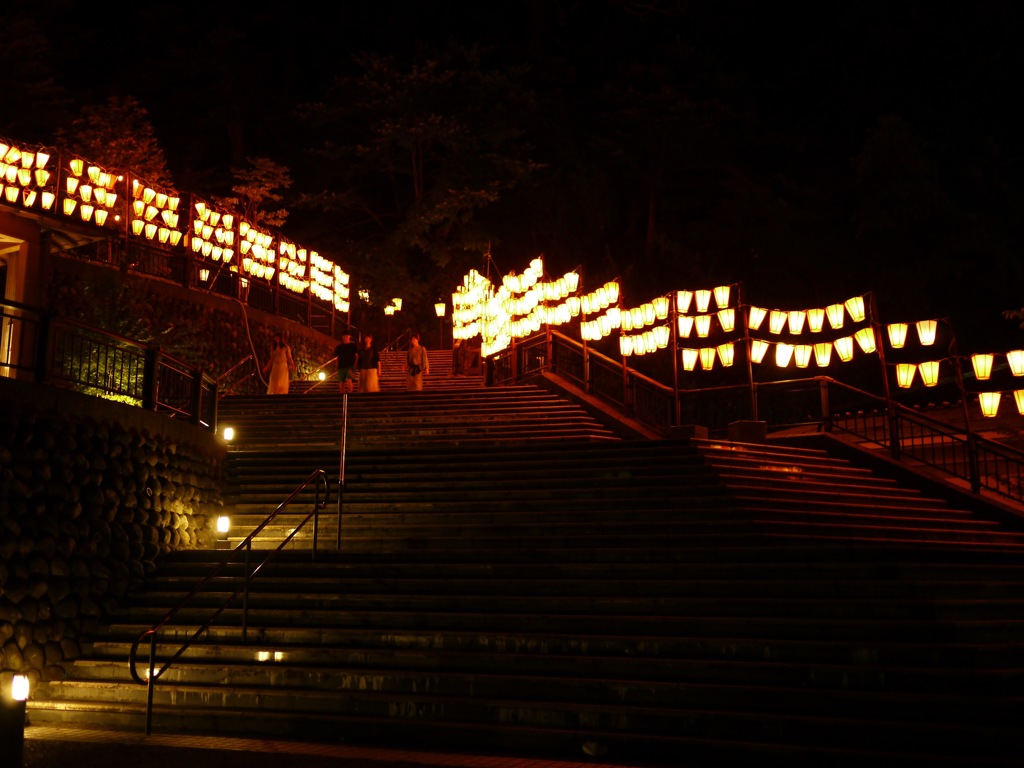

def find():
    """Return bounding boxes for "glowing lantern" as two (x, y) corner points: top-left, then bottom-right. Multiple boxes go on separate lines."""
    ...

(716, 343), (735, 367)
(788, 310), (806, 335)
(854, 326), (877, 354)
(916, 320), (937, 346)
(896, 363), (916, 388)
(971, 353), (994, 381)
(813, 342), (832, 367)
(834, 336), (854, 362)
(748, 306), (766, 330)
(713, 284), (731, 309)
(978, 392), (1002, 418)
(1007, 350), (1024, 376)
(695, 289), (712, 313)
(750, 339), (769, 364)
(619, 336), (634, 356)
(807, 307), (825, 333)
(653, 295), (669, 319)
(826, 303), (845, 329)
(694, 315), (711, 338)
(775, 343), (794, 367)
(887, 323), (908, 349)
(919, 360), (940, 387)
(717, 308), (735, 332)
(11, 674), (29, 701)
(794, 345), (812, 368)
(681, 348), (699, 371)
(699, 347), (716, 370)
(769, 310), (787, 334)
(845, 295), (866, 322)
(676, 290), (693, 313)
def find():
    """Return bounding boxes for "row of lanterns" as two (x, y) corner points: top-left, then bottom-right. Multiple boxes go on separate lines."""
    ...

(1, 134), (352, 313)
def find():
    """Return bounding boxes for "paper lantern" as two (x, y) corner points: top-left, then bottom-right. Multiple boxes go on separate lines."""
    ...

(769, 310), (787, 334)
(794, 345), (812, 368)
(845, 295), (866, 322)
(971, 353), (994, 381)
(1007, 350), (1024, 376)
(896, 363), (916, 388)
(807, 308), (825, 333)
(775, 343), (794, 367)
(826, 303), (845, 329)
(854, 326), (877, 354)
(834, 336), (854, 362)
(699, 347), (716, 370)
(716, 343), (735, 367)
(978, 392), (1002, 418)
(747, 306), (766, 331)
(919, 361), (941, 386)
(677, 315), (693, 338)
(695, 289), (712, 313)
(813, 342), (832, 367)
(694, 315), (711, 338)
(916, 319), (937, 346)
(788, 310), (806, 335)
(887, 323), (908, 349)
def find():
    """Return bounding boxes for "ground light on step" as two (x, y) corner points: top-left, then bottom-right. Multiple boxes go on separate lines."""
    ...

(216, 515), (231, 549)
(1, 673), (29, 768)
(222, 426), (234, 442)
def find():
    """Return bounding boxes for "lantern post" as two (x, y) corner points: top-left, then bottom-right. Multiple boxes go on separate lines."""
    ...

(435, 301), (446, 350)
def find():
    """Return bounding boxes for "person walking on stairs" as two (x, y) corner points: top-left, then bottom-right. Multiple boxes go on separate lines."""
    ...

(264, 334), (295, 395)
(405, 332), (429, 391)
(357, 333), (382, 392)
(334, 331), (358, 393)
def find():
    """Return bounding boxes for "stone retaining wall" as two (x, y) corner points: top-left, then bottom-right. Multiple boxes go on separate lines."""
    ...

(0, 377), (225, 690)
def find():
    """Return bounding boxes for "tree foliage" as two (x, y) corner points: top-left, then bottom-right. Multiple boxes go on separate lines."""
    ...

(298, 46), (544, 319)
(212, 157), (292, 230)
(56, 95), (173, 186)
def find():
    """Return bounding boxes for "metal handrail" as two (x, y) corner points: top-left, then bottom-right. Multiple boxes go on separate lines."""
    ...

(127, 468), (331, 734)
(216, 354), (254, 387)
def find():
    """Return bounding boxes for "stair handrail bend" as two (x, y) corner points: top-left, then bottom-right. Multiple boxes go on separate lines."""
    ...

(127, 468), (331, 734)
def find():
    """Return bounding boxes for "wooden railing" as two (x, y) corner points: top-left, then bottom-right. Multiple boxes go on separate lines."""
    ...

(489, 327), (1024, 507)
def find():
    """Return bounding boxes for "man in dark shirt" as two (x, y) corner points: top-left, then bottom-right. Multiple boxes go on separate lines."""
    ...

(334, 331), (358, 393)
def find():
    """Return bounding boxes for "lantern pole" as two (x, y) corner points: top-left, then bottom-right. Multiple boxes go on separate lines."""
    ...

(670, 290), (680, 427)
(868, 292), (898, 460)
(946, 319), (981, 493)
(579, 267), (590, 393)
(737, 283), (758, 422)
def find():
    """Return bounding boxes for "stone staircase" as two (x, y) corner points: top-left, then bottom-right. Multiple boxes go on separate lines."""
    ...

(26, 387), (1024, 767)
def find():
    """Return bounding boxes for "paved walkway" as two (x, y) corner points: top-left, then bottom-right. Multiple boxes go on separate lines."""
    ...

(22, 725), (653, 768)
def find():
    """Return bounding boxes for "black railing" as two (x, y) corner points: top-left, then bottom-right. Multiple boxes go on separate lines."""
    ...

(1, 298), (216, 429)
(127, 468), (331, 735)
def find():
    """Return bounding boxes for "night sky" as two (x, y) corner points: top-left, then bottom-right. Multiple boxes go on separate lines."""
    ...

(4, 0), (1024, 350)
